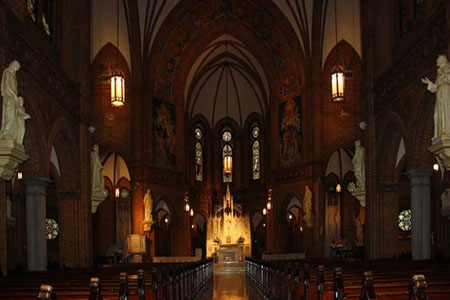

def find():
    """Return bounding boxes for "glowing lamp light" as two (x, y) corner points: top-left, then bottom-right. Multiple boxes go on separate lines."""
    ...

(185, 202), (190, 212)
(433, 163), (439, 172)
(263, 223), (266, 227)
(262, 208), (267, 216)
(164, 217), (169, 224)
(336, 183), (342, 193)
(190, 208), (194, 217)
(191, 224), (195, 229)
(115, 187), (120, 198)
(331, 65), (345, 102)
(223, 154), (232, 175)
(110, 71), (125, 108)
(288, 214), (293, 220)
(266, 201), (272, 211)
(17, 172), (23, 180)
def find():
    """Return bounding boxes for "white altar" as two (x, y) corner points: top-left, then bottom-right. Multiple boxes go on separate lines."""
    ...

(206, 185), (251, 261)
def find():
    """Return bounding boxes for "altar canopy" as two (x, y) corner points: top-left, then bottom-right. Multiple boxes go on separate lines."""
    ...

(206, 185), (251, 261)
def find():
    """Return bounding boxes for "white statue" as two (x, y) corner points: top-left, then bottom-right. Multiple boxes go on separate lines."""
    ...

(143, 189), (153, 222)
(0, 60), (30, 144)
(422, 55), (450, 140)
(90, 144), (104, 193)
(352, 140), (365, 190)
(303, 185), (314, 227)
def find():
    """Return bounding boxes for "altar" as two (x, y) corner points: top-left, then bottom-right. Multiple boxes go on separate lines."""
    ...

(206, 185), (252, 261)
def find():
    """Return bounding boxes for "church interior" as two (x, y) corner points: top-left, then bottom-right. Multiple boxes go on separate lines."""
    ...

(1, 0), (450, 299)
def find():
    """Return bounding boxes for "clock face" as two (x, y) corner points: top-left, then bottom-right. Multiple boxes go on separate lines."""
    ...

(103, 112), (117, 128)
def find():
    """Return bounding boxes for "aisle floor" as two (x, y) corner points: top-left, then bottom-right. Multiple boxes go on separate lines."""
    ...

(212, 273), (250, 300)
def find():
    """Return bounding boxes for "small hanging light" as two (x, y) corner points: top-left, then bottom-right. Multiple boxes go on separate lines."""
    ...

(266, 201), (272, 211)
(190, 208), (194, 217)
(185, 202), (190, 212)
(110, 0), (125, 108)
(331, 65), (345, 102)
(111, 71), (125, 107)
(262, 208), (267, 216)
(115, 187), (120, 198)
(336, 183), (342, 193)
(433, 163), (439, 172)
(330, 0), (345, 102)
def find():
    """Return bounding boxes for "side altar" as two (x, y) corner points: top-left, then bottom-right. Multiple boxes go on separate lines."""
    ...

(206, 185), (251, 262)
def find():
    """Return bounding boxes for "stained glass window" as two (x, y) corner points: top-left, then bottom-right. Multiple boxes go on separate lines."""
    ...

(252, 140), (260, 180)
(195, 142), (203, 181)
(103, 188), (110, 198)
(399, 0), (423, 35)
(120, 188), (130, 198)
(251, 126), (260, 180)
(398, 209), (412, 231)
(46, 218), (59, 240)
(195, 128), (203, 140)
(42, 0), (53, 37)
(223, 144), (232, 183)
(27, 0), (39, 23)
(223, 131), (232, 142)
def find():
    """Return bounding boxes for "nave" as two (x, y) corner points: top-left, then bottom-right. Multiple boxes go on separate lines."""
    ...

(2, 258), (450, 299)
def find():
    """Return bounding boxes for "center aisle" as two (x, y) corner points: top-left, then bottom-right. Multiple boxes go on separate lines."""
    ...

(211, 262), (262, 300)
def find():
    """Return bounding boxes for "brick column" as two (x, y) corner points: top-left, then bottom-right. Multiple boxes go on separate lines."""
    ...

(23, 177), (50, 271)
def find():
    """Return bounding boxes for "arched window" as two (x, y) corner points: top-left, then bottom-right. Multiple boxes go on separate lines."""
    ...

(222, 130), (233, 183)
(399, 0), (423, 35)
(251, 126), (260, 180)
(27, 0), (54, 38)
(27, 0), (39, 22)
(195, 127), (204, 181)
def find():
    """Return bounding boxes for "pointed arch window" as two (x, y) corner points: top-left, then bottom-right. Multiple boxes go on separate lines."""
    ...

(42, 0), (53, 37)
(251, 126), (260, 180)
(27, 0), (39, 22)
(27, 0), (54, 39)
(195, 127), (204, 182)
(222, 130), (233, 183)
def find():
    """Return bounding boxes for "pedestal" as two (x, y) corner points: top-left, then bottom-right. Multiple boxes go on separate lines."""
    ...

(91, 191), (106, 213)
(143, 220), (154, 232)
(350, 189), (366, 207)
(124, 234), (146, 263)
(428, 135), (450, 171)
(0, 140), (28, 180)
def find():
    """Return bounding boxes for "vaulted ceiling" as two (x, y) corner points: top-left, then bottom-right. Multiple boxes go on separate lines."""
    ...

(91, 0), (361, 127)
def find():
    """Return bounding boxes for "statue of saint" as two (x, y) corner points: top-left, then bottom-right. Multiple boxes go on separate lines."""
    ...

(90, 144), (104, 194)
(303, 185), (314, 227)
(0, 60), (30, 144)
(422, 55), (450, 140)
(143, 189), (153, 222)
(352, 140), (365, 190)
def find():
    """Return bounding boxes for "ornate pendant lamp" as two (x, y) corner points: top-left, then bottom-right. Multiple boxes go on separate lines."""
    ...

(110, 0), (125, 108)
(331, 0), (345, 102)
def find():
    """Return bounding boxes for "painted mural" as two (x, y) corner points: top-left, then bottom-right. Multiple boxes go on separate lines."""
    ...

(153, 98), (176, 169)
(279, 96), (302, 167)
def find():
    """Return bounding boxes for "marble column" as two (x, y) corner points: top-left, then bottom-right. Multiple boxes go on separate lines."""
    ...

(405, 169), (433, 260)
(23, 178), (50, 271)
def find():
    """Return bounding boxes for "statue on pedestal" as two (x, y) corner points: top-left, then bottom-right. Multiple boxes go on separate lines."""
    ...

(90, 144), (104, 194)
(352, 140), (365, 191)
(0, 60), (30, 145)
(303, 185), (314, 227)
(422, 55), (450, 140)
(143, 189), (155, 232)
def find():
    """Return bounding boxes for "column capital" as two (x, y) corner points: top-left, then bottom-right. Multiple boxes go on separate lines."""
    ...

(405, 169), (434, 186)
(23, 177), (51, 196)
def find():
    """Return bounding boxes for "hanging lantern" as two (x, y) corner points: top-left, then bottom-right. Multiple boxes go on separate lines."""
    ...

(262, 208), (267, 216)
(223, 154), (232, 175)
(336, 183), (342, 193)
(111, 71), (125, 108)
(190, 208), (194, 217)
(266, 201), (272, 211)
(433, 163), (439, 172)
(115, 187), (120, 198)
(185, 202), (190, 212)
(331, 65), (345, 102)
